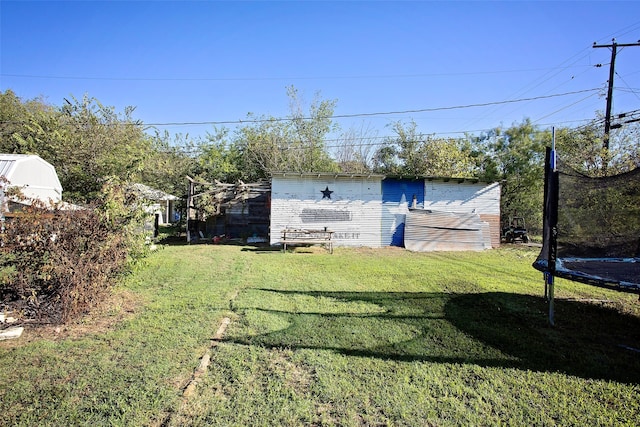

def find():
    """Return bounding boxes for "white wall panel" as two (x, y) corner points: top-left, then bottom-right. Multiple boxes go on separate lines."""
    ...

(424, 181), (501, 215)
(271, 175), (383, 247)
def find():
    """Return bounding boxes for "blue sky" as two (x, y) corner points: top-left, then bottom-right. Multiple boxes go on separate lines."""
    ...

(1, 1), (639, 143)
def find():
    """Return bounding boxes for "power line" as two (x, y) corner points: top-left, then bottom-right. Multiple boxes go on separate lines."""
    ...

(460, 45), (599, 130)
(0, 66), (592, 82)
(0, 88), (603, 140)
(593, 39), (640, 149)
(460, 22), (640, 131)
(159, 117), (601, 156)
(141, 88), (600, 127)
(615, 72), (640, 102)
(532, 92), (600, 124)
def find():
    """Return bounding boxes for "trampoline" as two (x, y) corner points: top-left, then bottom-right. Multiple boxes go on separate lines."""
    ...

(533, 143), (640, 324)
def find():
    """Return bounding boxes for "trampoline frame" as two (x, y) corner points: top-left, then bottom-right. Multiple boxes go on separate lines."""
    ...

(534, 144), (640, 325)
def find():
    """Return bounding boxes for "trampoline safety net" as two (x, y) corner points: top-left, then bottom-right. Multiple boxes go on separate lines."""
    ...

(533, 147), (640, 291)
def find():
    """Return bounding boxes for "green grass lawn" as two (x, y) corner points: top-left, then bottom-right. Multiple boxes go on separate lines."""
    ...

(1, 244), (639, 426)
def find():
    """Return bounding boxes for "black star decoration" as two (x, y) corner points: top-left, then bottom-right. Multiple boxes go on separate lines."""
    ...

(321, 186), (333, 199)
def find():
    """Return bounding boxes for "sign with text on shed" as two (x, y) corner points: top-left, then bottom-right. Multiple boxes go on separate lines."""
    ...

(270, 173), (384, 248)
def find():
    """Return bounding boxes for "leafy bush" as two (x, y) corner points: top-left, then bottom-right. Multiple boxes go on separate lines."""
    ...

(0, 181), (150, 323)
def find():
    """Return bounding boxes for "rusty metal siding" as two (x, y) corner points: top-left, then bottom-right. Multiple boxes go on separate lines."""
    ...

(404, 210), (492, 252)
(424, 181), (501, 247)
(270, 175), (383, 248)
(479, 214), (501, 248)
(381, 179), (424, 247)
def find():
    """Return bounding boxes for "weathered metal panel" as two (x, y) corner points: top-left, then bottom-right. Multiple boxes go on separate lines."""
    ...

(381, 179), (424, 247)
(424, 181), (501, 245)
(404, 210), (491, 252)
(424, 181), (501, 214)
(271, 175), (383, 248)
(479, 214), (501, 248)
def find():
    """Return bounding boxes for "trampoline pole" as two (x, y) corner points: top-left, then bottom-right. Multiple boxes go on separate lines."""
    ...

(548, 128), (556, 326)
(547, 274), (555, 326)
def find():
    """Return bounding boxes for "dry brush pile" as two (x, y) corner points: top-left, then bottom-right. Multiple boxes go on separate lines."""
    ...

(0, 185), (149, 324)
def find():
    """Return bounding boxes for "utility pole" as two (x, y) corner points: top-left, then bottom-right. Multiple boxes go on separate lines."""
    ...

(593, 39), (640, 150)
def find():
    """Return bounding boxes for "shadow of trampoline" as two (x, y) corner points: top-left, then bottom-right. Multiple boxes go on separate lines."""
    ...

(226, 289), (640, 384)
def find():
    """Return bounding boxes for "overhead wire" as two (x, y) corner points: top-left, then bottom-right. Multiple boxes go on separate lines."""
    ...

(158, 117), (602, 156)
(138, 88), (599, 127)
(0, 65), (592, 82)
(532, 92), (601, 124)
(0, 88), (603, 145)
(614, 72), (640, 103)
(460, 21), (640, 130)
(460, 53), (597, 130)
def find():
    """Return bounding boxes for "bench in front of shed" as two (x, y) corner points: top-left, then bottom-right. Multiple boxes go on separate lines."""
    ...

(280, 229), (334, 254)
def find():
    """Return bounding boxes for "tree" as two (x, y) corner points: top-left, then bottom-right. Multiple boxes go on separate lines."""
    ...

(333, 124), (378, 173)
(286, 85), (338, 172)
(195, 127), (243, 183)
(138, 131), (199, 197)
(0, 90), (58, 154)
(232, 86), (339, 180)
(372, 120), (477, 177)
(555, 118), (640, 176)
(420, 137), (477, 177)
(478, 119), (548, 232)
(5, 93), (154, 203)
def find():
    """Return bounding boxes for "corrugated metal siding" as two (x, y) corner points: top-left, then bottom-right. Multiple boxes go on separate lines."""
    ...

(404, 210), (491, 251)
(479, 214), (501, 248)
(381, 179), (425, 247)
(270, 175), (383, 248)
(424, 181), (501, 215)
(424, 181), (501, 248)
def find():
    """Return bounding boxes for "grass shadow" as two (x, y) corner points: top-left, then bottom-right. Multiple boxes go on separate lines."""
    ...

(446, 292), (640, 383)
(228, 289), (640, 384)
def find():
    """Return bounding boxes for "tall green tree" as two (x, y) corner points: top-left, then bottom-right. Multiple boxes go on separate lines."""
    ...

(1, 91), (157, 203)
(372, 120), (477, 177)
(138, 131), (199, 197)
(49, 95), (153, 202)
(232, 86), (339, 180)
(479, 119), (548, 232)
(196, 127), (243, 183)
(0, 90), (59, 155)
(555, 118), (640, 176)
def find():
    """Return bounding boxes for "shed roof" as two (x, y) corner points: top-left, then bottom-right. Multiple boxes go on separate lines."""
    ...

(0, 154), (63, 202)
(271, 172), (385, 179)
(0, 154), (59, 179)
(127, 183), (179, 201)
(270, 171), (497, 184)
(384, 174), (497, 184)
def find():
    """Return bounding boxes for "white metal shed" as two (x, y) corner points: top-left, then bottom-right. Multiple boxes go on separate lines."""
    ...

(270, 172), (384, 248)
(0, 154), (62, 206)
(271, 173), (501, 251)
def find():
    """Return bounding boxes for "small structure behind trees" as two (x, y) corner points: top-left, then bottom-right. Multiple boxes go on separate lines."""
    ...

(186, 176), (270, 243)
(0, 154), (62, 211)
